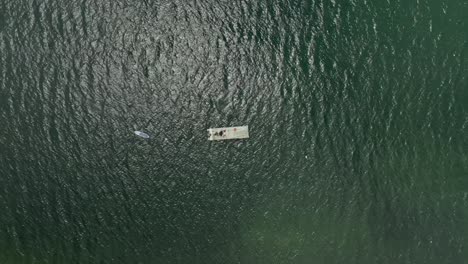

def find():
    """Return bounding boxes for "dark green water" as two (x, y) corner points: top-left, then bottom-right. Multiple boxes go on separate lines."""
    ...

(1, 0), (467, 263)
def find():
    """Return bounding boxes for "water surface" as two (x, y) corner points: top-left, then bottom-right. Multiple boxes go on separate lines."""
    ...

(0, 0), (467, 263)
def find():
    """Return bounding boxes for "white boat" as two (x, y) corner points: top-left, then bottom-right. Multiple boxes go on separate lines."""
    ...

(207, 126), (249, 141)
(134, 131), (150, 139)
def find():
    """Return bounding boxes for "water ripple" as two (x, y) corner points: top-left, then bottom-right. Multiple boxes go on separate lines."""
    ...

(0, 0), (467, 263)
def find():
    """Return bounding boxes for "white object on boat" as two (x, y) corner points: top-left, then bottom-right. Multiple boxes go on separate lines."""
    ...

(134, 131), (150, 139)
(207, 126), (249, 141)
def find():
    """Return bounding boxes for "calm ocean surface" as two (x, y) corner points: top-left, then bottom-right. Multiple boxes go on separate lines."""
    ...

(0, 0), (467, 263)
